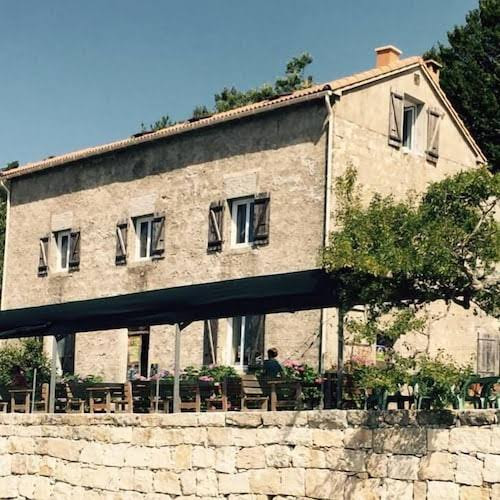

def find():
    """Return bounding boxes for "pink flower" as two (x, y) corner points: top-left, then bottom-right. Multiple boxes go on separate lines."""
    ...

(199, 375), (214, 382)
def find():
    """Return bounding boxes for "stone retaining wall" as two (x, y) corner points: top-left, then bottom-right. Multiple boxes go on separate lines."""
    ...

(0, 410), (499, 499)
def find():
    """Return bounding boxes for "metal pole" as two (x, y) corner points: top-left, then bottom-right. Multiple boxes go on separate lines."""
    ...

(336, 309), (345, 409)
(49, 336), (58, 413)
(155, 376), (160, 413)
(207, 320), (216, 365)
(31, 368), (37, 413)
(173, 324), (181, 413)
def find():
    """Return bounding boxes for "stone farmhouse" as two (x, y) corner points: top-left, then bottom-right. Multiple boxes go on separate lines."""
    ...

(1, 46), (498, 382)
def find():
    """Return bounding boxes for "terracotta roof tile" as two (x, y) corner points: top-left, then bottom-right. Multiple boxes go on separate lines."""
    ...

(1, 56), (484, 180)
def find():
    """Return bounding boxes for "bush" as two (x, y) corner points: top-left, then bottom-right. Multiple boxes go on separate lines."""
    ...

(0, 339), (50, 386)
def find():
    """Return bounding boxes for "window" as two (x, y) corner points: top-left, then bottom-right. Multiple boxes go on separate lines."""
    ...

(57, 334), (75, 375)
(227, 315), (265, 370)
(231, 197), (255, 246)
(402, 105), (416, 150)
(135, 216), (154, 260)
(56, 230), (71, 271)
(127, 327), (150, 379)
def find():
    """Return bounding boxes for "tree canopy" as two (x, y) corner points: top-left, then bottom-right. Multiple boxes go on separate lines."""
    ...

(425, 0), (499, 172)
(142, 53), (314, 132)
(322, 167), (500, 320)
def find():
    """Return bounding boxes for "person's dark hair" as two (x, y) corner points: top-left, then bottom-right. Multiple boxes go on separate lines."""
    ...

(11, 365), (23, 375)
(267, 348), (278, 359)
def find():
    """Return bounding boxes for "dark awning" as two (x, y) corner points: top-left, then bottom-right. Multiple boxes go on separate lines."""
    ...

(0, 269), (339, 339)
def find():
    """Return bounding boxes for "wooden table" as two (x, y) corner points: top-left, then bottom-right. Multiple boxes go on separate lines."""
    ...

(266, 380), (302, 411)
(9, 388), (32, 413)
(87, 386), (119, 413)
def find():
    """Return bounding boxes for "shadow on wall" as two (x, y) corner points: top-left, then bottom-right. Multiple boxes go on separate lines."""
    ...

(11, 101), (327, 206)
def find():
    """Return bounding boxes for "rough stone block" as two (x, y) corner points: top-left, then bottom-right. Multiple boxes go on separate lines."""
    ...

(373, 428), (426, 455)
(344, 427), (372, 449)
(281, 428), (312, 446)
(17, 475), (35, 499)
(427, 429), (450, 451)
(305, 469), (346, 499)
(418, 452), (455, 481)
(387, 455), (419, 480)
(207, 428), (233, 446)
(326, 448), (366, 472)
(0, 476), (18, 498)
(312, 429), (343, 448)
(249, 468), (281, 495)
(261, 411), (307, 427)
(449, 427), (492, 454)
(43, 437), (82, 461)
(8, 436), (35, 454)
(232, 429), (258, 447)
(134, 469), (154, 493)
(483, 454), (500, 483)
(345, 477), (381, 500)
(124, 446), (153, 468)
(459, 486), (490, 500)
(218, 472), (251, 494)
(195, 469), (218, 497)
(237, 447), (266, 469)
(279, 468), (305, 496)
(307, 410), (347, 429)
(192, 446), (215, 468)
(427, 481), (459, 500)
(381, 479), (413, 500)
(455, 454), (483, 486)
(154, 470), (181, 495)
(366, 453), (388, 478)
(458, 410), (497, 426)
(0, 455), (12, 476)
(179, 470), (196, 495)
(292, 446), (326, 468)
(265, 445), (292, 468)
(226, 413), (262, 428)
(173, 445), (192, 470)
(215, 447), (237, 473)
(413, 481), (427, 500)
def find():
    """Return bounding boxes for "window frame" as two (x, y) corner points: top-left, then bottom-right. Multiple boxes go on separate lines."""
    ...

(226, 316), (264, 371)
(134, 215), (154, 261)
(127, 326), (150, 379)
(231, 197), (255, 248)
(55, 230), (71, 272)
(402, 104), (416, 151)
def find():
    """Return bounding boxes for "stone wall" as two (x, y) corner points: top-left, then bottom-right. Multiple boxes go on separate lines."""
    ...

(0, 410), (498, 499)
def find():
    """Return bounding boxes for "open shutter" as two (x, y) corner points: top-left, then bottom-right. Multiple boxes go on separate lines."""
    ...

(115, 221), (128, 265)
(477, 332), (499, 376)
(38, 236), (49, 277)
(252, 193), (271, 246)
(207, 201), (224, 252)
(151, 214), (165, 259)
(426, 108), (441, 163)
(68, 231), (80, 271)
(203, 319), (219, 365)
(388, 90), (404, 148)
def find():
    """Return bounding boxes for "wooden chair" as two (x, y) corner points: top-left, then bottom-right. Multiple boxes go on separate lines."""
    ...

(179, 382), (201, 412)
(131, 380), (151, 413)
(241, 374), (268, 411)
(87, 383), (121, 413)
(206, 378), (242, 412)
(111, 382), (133, 413)
(150, 380), (173, 413)
(266, 379), (302, 411)
(64, 383), (86, 413)
(9, 388), (31, 413)
(32, 383), (49, 413)
(0, 386), (9, 413)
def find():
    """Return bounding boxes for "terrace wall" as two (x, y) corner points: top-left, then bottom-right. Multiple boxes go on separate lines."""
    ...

(0, 410), (499, 499)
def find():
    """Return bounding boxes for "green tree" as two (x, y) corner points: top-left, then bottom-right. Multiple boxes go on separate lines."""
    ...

(425, 0), (499, 171)
(322, 167), (500, 326)
(142, 53), (314, 131)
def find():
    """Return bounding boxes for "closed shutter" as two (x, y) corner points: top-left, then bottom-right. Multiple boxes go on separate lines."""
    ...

(426, 108), (441, 163)
(207, 201), (224, 252)
(151, 214), (165, 259)
(388, 90), (404, 148)
(115, 221), (128, 265)
(38, 236), (49, 277)
(477, 332), (499, 376)
(203, 319), (219, 365)
(68, 231), (80, 271)
(61, 334), (76, 375)
(252, 193), (271, 246)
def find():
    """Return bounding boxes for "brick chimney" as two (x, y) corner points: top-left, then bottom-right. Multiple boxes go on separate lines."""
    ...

(375, 45), (402, 68)
(424, 59), (443, 84)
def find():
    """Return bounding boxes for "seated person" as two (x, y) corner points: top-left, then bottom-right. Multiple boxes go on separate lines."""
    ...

(11, 365), (28, 388)
(262, 348), (284, 379)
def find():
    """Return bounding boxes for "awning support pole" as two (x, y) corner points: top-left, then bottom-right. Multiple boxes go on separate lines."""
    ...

(173, 323), (181, 413)
(336, 309), (345, 409)
(207, 320), (216, 365)
(49, 336), (58, 413)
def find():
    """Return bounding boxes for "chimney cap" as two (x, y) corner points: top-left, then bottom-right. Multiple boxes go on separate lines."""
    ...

(374, 45), (402, 56)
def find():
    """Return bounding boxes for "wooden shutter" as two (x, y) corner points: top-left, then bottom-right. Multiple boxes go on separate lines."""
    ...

(60, 334), (76, 375)
(68, 231), (80, 271)
(253, 193), (271, 246)
(426, 108), (441, 163)
(38, 236), (49, 277)
(388, 90), (404, 148)
(151, 214), (165, 259)
(477, 332), (499, 376)
(207, 201), (224, 252)
(115, 221), (128, 266)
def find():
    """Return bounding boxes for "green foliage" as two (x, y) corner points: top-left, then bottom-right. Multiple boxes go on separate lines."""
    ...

(411, 352), (474, 409)
(179, 365), (239, 383)
(142, 52), (314, 131)
(323, 167), (500, 317)
(0, 339), (51, 386)
(59, 373), (103, 384)
(425, 0), (499, 171)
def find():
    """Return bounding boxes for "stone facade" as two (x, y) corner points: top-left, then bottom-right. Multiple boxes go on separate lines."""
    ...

(2, 58), (498, 380)
(0, 409), (499, 499)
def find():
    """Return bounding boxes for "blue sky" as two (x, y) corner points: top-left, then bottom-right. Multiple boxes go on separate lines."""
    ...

(0, 0), (477, 166)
